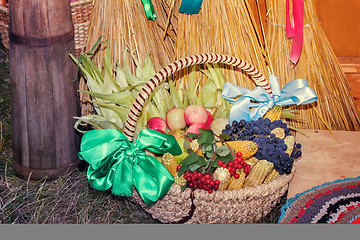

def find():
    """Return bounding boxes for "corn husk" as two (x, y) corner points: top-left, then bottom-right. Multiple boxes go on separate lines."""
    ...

(79, 0), (178, 116)
(264, 0), (360, 131)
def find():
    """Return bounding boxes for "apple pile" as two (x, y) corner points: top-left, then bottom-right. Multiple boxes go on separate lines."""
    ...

(146, 104), (229, 137)
(147, 104), (212, 135)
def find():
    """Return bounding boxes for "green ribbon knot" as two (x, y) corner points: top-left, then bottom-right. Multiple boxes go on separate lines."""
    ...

(78, 128), (182, 207)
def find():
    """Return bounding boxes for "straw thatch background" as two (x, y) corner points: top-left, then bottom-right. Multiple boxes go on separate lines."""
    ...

(265, 0), (360, 131)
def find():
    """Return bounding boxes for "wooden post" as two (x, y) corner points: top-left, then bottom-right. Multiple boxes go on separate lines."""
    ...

(9, 0), (80, 180)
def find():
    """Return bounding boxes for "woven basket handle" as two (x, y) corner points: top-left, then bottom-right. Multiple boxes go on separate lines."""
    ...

(124, 53), (271, 141)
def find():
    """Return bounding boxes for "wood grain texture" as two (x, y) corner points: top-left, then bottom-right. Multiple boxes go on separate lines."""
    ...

(9, 0), (80, 180)
(315, 0), (360, 57)
(288, 130), (360, 198)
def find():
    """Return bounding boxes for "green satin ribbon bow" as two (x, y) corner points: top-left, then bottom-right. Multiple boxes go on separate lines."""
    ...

(141, 0), (156, 20)
(78, 128), (182, 207)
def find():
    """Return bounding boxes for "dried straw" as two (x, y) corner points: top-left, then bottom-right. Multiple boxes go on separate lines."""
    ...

(175, 0), (270, 90)
(80, 0), (178, 116)
(85, 0), (178, 70)
(264, 0), (360, 131)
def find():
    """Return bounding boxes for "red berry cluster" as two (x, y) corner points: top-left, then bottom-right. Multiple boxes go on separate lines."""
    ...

(183, 171), (220, 194)
(217, 151), (251, 179)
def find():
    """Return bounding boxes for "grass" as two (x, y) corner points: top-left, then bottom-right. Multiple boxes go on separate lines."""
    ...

(0, 40), (287, 224)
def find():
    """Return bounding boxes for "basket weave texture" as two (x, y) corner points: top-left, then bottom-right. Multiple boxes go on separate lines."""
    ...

(0, 0), (93, 57)
(122, 53), (294, 223)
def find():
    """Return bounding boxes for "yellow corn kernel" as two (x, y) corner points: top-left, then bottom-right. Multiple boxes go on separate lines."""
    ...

(244, 156), (260, 168)
(227, 169), (246, 190)
(271, 127), (285, 139)
(263, 169), (280, 183)
(243, 160), (274, 187)
(284, 135), (295, 156)
(161, 153), (178, 177)
(263, 105), (282, 121)
(217, 140), (258, 159)
(213, 167), (231, 190)
(174, 172), (187, 186)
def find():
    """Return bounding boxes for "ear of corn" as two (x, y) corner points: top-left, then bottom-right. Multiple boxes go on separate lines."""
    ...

(263, 105), (282, 121)
(244, 157), (260, 168)
(213, 167), (231, 190)
(174, 173), (187, 186)
(243, 160), (274, 187)
(284, 135), (295, 156)
(161, 153), (178, 177)
(270, 127), (285, 139)
(217, 141), (258, 159)
(263, 169), (280, 183)
(227, 170), (246, 190)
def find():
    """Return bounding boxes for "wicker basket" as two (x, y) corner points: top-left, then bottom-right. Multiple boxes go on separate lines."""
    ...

(121, 53), (295, 223)
(0, 0), (93, 57)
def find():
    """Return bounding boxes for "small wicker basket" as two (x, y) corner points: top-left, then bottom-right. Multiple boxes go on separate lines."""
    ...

(121, 53), (295, 223)
(0, 0), (93, 57)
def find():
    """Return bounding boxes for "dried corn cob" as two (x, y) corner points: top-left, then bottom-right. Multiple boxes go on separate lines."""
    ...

(161, 153), (178, 177)
(263, 105), (282, 121)
(227, 169), (246, 190)
(217, 141), (258, 159)
(174, 172), (187, 186)
(244, 156), (260, 168)
(284, 135), (295, 156)
(263, 169), (280, 183)
(191, 139), (204, 157)
(213, 167), (231, 190)
(243, 160), (274, 187)
(271, 127), (285, 139)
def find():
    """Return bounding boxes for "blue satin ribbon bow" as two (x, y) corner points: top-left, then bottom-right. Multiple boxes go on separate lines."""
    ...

(222, 74), (318, 124)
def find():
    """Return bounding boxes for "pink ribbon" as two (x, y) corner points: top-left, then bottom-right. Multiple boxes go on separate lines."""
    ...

(286, 0), (304, 64)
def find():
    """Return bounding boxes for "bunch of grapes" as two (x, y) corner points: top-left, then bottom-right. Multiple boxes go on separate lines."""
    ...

(183, 170), (220, 194)
(222, 118), (301, 175)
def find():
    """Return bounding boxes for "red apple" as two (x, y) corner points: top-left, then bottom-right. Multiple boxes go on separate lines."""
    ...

(184, 105), (208, 126)
(166, 108), (186, 130)
(186, 123), (210, 135)
(205, 110), (214, 126)
(146, 117), (167, 133)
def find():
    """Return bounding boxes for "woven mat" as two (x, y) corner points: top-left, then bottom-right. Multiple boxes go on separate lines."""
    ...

(278, 176), (360, 223)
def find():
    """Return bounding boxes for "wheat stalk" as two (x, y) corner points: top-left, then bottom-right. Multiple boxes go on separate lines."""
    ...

(264, 0), (360, 130)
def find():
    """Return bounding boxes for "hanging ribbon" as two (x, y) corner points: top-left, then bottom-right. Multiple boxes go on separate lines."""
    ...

(179, 0), (204, 14)
(286, 0), (304, 64)
(78, 128), (182, 207)
(141, 0), (157, 20)
(222, 74), (318, 124)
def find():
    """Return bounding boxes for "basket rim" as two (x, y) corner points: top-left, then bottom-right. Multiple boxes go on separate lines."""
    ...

(123, 53), (272, 141)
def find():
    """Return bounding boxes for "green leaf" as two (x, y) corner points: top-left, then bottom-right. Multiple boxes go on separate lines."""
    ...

(198, 128), (214, 147)
(219, 133), (231, 141)
(177, 152), (206, 176)
(212, 153), (233, 167)
(215, 145), (231, 157)
(186, 132), (200, 140)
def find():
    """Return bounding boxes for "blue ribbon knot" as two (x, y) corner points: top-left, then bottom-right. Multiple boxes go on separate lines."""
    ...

(222, 74), (318, 124)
